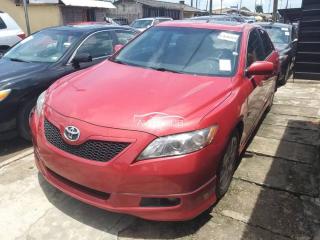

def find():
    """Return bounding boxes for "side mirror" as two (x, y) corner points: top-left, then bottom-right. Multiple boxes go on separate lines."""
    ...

(292, 38), (298, 44)
(72, 53), (92, 68)
(114, 44), (124, 52)
(246, 61), (274, 76)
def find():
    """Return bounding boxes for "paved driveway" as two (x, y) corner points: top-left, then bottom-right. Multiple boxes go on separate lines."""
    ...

(1, 79), (319, 240)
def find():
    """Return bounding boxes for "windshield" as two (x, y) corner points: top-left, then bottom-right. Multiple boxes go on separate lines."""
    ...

(4, 30), (81, 63)
(263, 26), (291, 44)
(112, 27), (241, 77)
(131, 20), (153, 28)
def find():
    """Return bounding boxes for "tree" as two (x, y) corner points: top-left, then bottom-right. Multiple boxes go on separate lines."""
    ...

(255, 4), (263, 13)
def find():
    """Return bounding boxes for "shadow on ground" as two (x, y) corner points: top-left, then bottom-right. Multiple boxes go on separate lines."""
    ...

(0, 137), (31, 162)
(238, 119), (320, 239)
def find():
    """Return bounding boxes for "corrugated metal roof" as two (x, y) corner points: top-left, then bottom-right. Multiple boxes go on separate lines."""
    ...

(61, 0), (116, 9)
(135, 0), (203, 12)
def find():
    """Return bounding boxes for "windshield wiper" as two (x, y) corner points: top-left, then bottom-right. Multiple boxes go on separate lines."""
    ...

(9, 58), (30, 63)
(150, 67), (182, 74)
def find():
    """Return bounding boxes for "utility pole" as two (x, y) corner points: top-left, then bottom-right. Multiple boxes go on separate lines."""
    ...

(191, 0), (193, 7)
(272, 0), (278, 22)
(22, 0), (31, 35)
(209, 0), (212, 15)
(220, 0), (223, 14)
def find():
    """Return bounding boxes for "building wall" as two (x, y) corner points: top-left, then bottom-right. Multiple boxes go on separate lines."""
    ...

(107, 2), (143, 24)
(1, 0), (61, 33)
(183, 12), (195, 18)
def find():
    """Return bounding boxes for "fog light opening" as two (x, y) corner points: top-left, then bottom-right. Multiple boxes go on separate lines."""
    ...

(140, 197), (181, 207)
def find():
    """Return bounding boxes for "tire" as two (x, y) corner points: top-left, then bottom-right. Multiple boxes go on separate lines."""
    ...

(278, 64), (290, 86)
(0, 49), (6, 58)
(18, 99), (37, 141)
(216, 130), (240, 199)
(0, 46), (9, 58)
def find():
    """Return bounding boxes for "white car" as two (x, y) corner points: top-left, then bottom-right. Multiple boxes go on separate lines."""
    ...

(130, 17), (173, 32)
(0, 11), (25, 57)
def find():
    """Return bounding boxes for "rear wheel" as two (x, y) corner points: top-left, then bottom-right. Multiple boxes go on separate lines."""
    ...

(216, 130), (240, 199)
(0, 46), (9, 58)
(18, 99), (36, 141)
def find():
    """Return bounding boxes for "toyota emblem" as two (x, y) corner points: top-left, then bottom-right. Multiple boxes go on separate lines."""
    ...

(64, 126), (80, 142)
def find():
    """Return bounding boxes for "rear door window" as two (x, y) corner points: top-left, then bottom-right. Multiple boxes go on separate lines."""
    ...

(0, 17), (7, 29)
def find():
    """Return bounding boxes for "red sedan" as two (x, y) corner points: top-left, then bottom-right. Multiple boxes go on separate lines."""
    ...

(30, 21), (279, 221)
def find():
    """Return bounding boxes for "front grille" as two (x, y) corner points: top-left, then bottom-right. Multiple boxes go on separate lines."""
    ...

(44, 119), (130, 162)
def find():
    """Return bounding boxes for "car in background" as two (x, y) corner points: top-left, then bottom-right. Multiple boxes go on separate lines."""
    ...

(259, 22), (297, 85)
(112, 17), (129, 26)
(0, 24), (138, 140)
(31, 21), (279, 221)
(0, 11), (25, 57)
(243, 16), (256, 23)
(191, 14), (245, 23)
(130, 17), (173, 32)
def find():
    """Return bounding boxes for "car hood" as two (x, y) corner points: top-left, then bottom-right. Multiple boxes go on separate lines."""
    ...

(47, 61), (232, 136)
(0, 58), (49, 89)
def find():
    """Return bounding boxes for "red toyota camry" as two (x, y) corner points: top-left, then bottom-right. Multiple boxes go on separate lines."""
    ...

(30, 21), (279, 221)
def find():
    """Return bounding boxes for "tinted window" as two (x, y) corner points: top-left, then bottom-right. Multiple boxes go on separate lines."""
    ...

(113, 27), (242, 77)
(258, 29), (274, 58)
(77, 31), (114, 58)
(0, 17), (7, 29)
(114, 30), (136, 45)
(246, 29), (265, 67)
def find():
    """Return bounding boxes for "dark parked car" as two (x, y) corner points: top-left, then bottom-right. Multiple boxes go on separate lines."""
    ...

(191, 14), (245, 23)
(259, 22), (298, 85)
(112, 18), (129, 26)
(0, 24), (137, 140)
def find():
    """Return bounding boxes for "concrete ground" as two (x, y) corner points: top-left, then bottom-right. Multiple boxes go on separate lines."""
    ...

(1, 79), (320, 240)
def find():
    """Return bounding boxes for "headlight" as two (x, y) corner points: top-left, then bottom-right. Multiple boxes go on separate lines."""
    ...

(0, 89), (11, 102)
(137, 126), (218, 160)
(35, 91), (46, 116)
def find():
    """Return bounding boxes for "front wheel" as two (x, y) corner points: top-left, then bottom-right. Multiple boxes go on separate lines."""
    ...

(278, 64), (290, 86)
(18, 99), (36, 141)
(216, 130), (240, 199)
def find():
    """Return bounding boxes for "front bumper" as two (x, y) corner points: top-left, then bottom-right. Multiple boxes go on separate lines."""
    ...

(30, 107), (223, 221)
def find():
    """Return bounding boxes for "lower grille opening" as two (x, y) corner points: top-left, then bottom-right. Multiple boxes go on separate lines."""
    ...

(46, 167), (110, 201)
(140, 197), (181, 207)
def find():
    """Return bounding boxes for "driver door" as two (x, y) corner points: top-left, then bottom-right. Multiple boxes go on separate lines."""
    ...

(243, 29), (267, 137)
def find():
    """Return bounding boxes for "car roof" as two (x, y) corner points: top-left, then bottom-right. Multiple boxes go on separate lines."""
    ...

(157, 20), (252, 32)
(258, 22), (292, 29)
(135, 17), (172, 20)
(41, 24), (135, 34)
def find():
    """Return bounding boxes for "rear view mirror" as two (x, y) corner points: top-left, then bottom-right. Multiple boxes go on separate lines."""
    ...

(246, 61), (274, 76)
(72, 53), (92, 68)
(114, 44), (124, 52)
